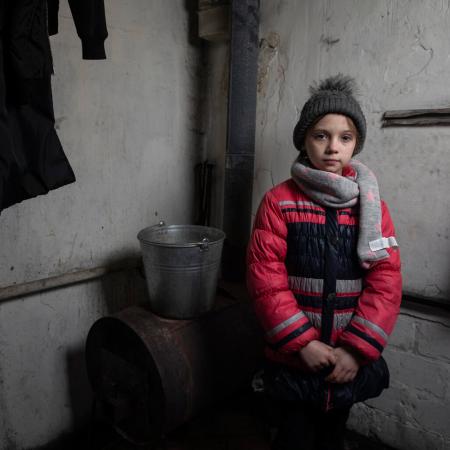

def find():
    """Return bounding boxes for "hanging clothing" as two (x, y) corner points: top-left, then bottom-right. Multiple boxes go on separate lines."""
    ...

(0, 0), (108, 213)
(47, 0), (108, 60)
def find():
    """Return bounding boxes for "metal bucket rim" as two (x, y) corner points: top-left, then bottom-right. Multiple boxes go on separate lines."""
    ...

(137, 224), (226, 248)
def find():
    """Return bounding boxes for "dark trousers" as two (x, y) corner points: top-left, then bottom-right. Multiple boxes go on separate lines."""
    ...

(272, 403), (350, 450)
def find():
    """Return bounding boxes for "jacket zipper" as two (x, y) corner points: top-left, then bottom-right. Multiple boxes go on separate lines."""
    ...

(325, 383), (332, 411)
(323, 208), (338, 412)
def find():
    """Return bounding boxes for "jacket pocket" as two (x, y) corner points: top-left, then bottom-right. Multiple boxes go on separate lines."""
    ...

(351, 356), (390, 403)
(260, 357), (390, 411)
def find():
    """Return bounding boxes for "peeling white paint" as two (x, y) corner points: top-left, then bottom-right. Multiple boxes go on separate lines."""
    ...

(0, 1), (202, 448)
(0, 0), (202, 288)
(254, 1), (450, 448)
(256, 0), (450, 301)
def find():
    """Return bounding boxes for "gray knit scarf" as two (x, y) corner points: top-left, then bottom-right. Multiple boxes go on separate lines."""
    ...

(291, 158), (398, 268)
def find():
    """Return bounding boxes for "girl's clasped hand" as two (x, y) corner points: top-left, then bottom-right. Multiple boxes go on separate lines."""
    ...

(298, 341), (361, 384)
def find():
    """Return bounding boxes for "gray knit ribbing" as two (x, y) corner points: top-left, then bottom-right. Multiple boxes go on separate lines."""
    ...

(293, 76), (367, 154)
(290, 158), (398, 268)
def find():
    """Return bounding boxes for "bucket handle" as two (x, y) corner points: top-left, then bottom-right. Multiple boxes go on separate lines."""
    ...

(198, 237), (209, 251)
(154, 221), (209, 251)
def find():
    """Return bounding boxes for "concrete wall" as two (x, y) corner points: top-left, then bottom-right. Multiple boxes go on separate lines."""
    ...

(0, 1), (203, 448)
(255, 0), (450, 301)
(0, 271), (147, 449)
(1, 1), (450, 448)
(254, 0), (450, 448)
(0, 0), (202, 287)
(351, 303), (450, 450)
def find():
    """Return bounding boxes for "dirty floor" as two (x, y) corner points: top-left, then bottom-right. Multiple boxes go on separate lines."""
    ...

(87, 391), (396, 450)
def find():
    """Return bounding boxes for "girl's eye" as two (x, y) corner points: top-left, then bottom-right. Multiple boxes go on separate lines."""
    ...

(313, 133), (327, 140)
(341, 134), (354, 143)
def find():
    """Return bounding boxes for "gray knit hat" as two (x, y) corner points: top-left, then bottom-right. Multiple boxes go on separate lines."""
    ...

(293, 74), (366, 154)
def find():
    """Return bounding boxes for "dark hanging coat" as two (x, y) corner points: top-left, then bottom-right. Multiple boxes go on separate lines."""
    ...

(0, 0), (107, 213)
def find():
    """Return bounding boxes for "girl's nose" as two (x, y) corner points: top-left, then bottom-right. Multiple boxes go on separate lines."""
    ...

(327, 136), (339, 153)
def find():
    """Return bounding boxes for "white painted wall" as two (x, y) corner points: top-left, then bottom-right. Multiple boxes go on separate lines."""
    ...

(0, 1), (202, 448)
(255, 0), (450, 301)
(0, 0), (201, 288)
(1, 1), (450, 448)
(351, 304), (450, 450)
(253, 0), (450, 448)
(0, 271), (147, 449)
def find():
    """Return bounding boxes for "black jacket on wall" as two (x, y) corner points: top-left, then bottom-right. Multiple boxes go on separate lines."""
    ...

(0, 0), (107, 213)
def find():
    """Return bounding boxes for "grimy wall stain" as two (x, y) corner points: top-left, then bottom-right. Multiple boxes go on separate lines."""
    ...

(0, 1), (203, 448)
(1, 1), (450, 449)
(252, 1), (450, 449)
(255, 0), (450, 301)
(0, 0), (202, 288)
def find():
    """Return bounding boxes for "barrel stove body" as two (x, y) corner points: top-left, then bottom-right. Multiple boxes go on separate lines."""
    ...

(86, 300), (264, 446)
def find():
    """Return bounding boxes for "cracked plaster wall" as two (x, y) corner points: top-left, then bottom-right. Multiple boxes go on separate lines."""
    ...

(255, 0), (450, 301)
(0, 0), (202, 288)
(250, 0), (450, 448)
(0, 1), (202, 448)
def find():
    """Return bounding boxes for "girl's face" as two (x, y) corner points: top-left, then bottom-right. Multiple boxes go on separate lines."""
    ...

(304, 114), (357, 175)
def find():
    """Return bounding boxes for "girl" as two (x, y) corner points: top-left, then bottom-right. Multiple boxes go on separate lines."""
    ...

(247, 75), (402, 450)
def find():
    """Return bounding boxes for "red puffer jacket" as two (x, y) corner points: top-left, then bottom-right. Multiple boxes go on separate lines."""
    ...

(247, 174), (402, 368)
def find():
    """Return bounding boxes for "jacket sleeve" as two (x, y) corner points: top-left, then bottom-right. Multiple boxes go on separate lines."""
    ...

(47, 0), (60, 36)
(68, 0), (108, 59)
(48, 0), (108, 59)
(337, 200), (402, 361)
(247, 191), (320, 354)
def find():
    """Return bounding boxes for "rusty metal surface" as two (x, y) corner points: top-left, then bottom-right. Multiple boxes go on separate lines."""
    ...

(86, 288), (264, 446)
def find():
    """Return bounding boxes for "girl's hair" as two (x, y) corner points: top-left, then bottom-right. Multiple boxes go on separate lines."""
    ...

(299, 113), (360, 159)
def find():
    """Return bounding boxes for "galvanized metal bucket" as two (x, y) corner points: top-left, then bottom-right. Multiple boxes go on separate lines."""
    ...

(137, 222), (226, 319)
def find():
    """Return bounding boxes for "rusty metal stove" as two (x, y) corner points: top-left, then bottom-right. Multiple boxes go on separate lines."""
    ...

(85, 284), (263, 447)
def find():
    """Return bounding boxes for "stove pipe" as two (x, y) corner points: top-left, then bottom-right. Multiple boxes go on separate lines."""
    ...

(222, 0), (260, 281)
